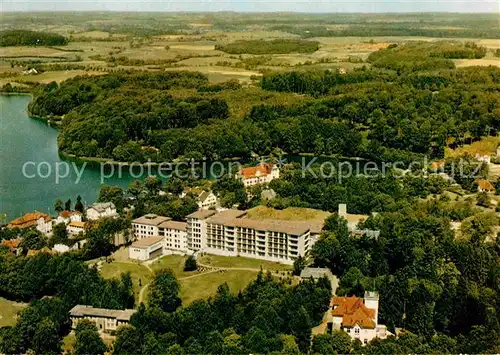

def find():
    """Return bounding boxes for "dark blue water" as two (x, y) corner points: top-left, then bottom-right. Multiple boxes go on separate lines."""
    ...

(0, 95), (134, 220)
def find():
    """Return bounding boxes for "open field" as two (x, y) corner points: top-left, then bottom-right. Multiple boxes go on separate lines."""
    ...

(199, 254), (292, 271)
(0, 297), (27, 327)
(247, 205), (331, 222)
(180, 270), (259, 305)
(445, 137), (500, 158)
(100, 261), (152, 298)
(13, 70), (106, 83)
(99, 253), (271, 306)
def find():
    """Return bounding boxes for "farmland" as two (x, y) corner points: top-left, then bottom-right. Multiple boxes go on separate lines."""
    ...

(1, 12), (499, 89)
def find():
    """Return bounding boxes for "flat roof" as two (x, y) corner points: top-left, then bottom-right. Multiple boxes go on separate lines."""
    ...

(131, 236), (164, 248)
(205, 209), (247, 224)
(70, 305), (136, 321)
(132, 214), (170, 226)
(159, 220), (187, 231)
(187, 210), (217, 219)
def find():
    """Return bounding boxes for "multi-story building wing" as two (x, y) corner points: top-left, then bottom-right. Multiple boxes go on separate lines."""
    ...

(131, 214), (170, 240)
(203, 210), (317, 264)
(186, 210), (217, 251)
(159, 220), (188, 253)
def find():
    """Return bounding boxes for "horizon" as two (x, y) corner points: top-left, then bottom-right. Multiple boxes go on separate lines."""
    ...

(2, 0), (498, 14)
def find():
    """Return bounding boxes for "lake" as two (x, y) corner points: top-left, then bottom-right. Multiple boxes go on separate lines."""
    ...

(0, 95), (135, 221)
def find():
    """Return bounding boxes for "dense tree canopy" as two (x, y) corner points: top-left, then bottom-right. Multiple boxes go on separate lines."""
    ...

(0, 30), (68, 47)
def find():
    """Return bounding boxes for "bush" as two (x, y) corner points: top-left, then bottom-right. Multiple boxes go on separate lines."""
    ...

(184, 255), (197, 271)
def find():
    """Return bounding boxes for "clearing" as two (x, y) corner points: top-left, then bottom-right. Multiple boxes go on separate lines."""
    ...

(0, 297), (27, 327)
(198, 253), (292, 272)
(445, 136), (500, 158)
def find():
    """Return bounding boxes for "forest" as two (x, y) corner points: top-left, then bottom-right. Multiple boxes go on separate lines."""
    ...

(308, 201), (500, 354)
(0, 30), (69, 47)
(28, 41), (500, 165)
(215, 39), (320, 54)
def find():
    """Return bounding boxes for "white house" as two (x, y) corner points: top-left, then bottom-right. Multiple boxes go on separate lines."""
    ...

(128, 236), (164, 261)
(86, 202), (118, 221)
(475, 153), (491, 164)
(69, 305), (136, 332)
(159, 220), (188, 254)
(55, 210), (82, 225)
(67, 221), (87, 236)
(131, 214), (170, 240)
(329, 292), (390, 345)
(7, 212), (52, 235)
(197, 191), (218, 210)
(52, 244), (70, 254)
(236, 163), (280, 187)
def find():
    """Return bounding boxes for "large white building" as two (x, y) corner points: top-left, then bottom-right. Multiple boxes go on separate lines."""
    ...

(132, 214), (170, 240)
(236, 163), (280, 187)
(187, 209), (321, 264)
(130, 214), (188, 257)
(131, 208), (322, 264)
(86, 202), (118, 221)
(329, 292), (390, 345)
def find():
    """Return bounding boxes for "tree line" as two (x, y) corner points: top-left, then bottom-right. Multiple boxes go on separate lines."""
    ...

(215, 39), (320, 54)
(0, 30), (68, 47)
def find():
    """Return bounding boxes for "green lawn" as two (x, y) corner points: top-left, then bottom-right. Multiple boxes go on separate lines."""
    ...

(199, 254), (292, 272)
(179, 270), (259, 305)
(100, 261), (152, 298)
(99, 255), (284, 307)
(149, 254), (201, 278)
(0, 297), (27, 327)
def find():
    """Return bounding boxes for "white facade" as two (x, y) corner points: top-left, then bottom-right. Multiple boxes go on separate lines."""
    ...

(330, 292), (390, 345)
(159, 221), (188, 253)
(197, 191), (218, 210)
(186, 209), (318, 265)
(55, 211), (82, 225)
(69, 305), (136, 332)
(36, 216), (53, 234)
(128, 237), (164, 261)
(67, 221), (86, 236)
(131, 214), (170, 240)
(186, 210), (216, 251)
(86, 202), (118, 221)
(236, 163), (280, 188)
(52, 244), (70, 253)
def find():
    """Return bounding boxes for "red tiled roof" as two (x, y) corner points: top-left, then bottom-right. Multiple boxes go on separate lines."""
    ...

(331, 296), (376, 329)
(60, 210), (81, 218)
(475, 179), (495, 191)
(8, 212), (51, 229)
(1, 239), (21, 251)
(239, 163), (274, 180)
